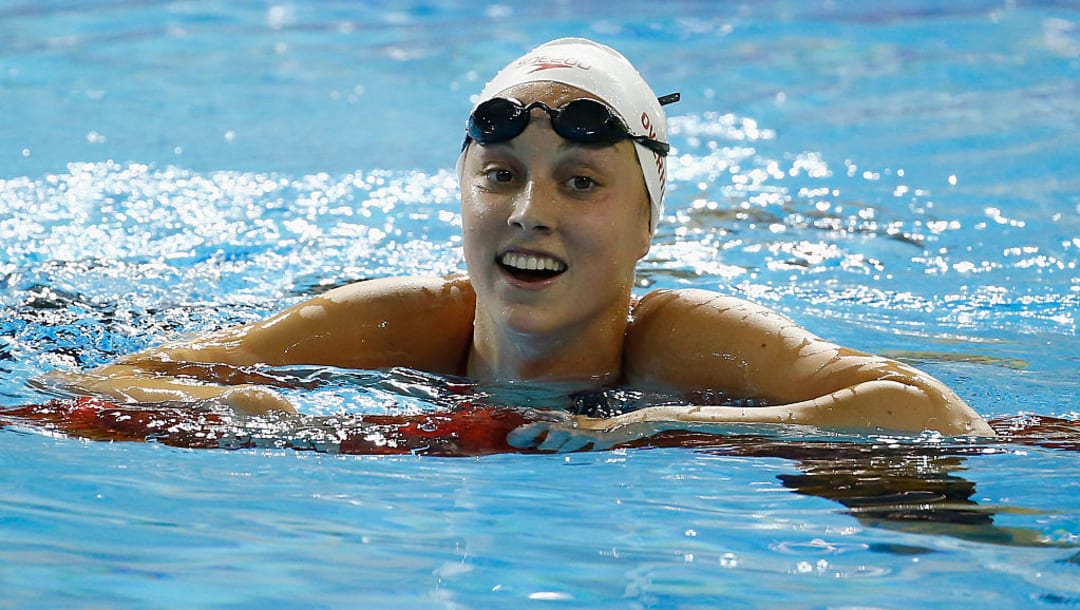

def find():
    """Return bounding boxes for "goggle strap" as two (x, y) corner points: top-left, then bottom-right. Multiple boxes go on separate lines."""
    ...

(658, 92), (681, 106)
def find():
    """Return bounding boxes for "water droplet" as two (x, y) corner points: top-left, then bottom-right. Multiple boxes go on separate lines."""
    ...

(720, 552), (738, 568)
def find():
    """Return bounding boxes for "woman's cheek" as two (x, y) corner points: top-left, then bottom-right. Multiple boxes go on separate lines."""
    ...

(462, 190), (506, 227)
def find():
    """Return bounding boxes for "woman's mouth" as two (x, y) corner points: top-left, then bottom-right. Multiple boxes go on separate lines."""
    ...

(498, 252), (567, 283)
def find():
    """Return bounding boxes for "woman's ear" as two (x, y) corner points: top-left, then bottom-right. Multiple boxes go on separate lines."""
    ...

(636, 221), (651, 259)
(637, 188), (653, 260)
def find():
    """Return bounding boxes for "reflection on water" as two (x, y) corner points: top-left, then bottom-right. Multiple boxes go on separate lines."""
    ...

(882, 349), (1030, 371)
(671, 429), (1077, 549)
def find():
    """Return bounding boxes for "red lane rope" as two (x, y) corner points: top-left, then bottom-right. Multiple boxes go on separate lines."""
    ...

(337, 406), (537, 456)
(0, 396), (541, 456)
(1, 396), (228, 448)
(2, 397), (1079, 456)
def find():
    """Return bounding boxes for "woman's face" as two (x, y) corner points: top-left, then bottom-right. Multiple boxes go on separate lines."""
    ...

(459, 82), (652, 340)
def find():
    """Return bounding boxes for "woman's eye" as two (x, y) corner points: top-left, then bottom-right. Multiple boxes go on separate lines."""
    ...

(567, 175), (597, 191)
(485, 168), (515, 183)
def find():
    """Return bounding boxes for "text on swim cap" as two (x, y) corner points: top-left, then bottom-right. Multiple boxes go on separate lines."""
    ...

(640, 112), (667, 199)
(518, 56), (593, 74)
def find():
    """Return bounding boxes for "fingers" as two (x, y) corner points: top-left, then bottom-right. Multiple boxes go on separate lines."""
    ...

(538, 429), (599, 452)
(506, 422), (551, 448)
(506, 422), (602, 453)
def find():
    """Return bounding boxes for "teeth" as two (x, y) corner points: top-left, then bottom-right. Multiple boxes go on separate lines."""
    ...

(500, 252), (566, 273)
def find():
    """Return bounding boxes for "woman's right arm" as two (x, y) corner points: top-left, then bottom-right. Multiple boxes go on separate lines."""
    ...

(42, 276), (476, 413)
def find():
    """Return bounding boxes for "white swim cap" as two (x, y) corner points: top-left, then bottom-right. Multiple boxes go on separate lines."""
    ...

(458, 37), (673, 234)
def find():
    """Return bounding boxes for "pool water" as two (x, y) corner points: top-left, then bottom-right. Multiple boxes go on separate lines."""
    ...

(2, 1), (1079, 607)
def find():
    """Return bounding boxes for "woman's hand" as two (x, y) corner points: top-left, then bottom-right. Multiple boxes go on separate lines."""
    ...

(506, 418), (669, 452)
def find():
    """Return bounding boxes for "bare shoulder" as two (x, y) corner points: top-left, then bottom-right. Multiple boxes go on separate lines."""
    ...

(316, 275), (475, 308)
(626, 289), (803, 365)
(626, 289), (780, 392)
(627, 288), (891, 400)
(146, 276), (476, 372)
(254, 275), (476, 370)
(630, 288), (794, 333)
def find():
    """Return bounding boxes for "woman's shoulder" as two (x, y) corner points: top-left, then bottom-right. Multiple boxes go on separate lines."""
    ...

(223, 275), (476, 371)
(317, 275), (475, 309)
(624, 288), (809, 392)
(630, 288), (793, 331)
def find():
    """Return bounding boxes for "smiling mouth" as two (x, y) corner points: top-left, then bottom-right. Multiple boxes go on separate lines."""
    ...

(498, 252), (567, 282)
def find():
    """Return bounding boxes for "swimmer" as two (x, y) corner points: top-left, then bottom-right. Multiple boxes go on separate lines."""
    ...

(47, 38), (995, 439)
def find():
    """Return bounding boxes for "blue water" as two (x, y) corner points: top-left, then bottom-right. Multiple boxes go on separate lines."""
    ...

(2, 1), (1079, 607)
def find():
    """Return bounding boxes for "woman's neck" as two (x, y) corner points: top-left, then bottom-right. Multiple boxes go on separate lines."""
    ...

(466, 307), (629, 387)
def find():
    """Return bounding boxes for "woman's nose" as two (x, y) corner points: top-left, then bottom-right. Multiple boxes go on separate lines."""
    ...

(507, 181), (556, 232)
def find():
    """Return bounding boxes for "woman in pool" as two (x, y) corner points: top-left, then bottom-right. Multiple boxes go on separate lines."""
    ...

(54, 38), (994, 439)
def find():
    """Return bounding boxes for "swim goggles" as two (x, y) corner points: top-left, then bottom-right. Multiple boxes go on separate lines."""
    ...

(464, 93), (680, 157)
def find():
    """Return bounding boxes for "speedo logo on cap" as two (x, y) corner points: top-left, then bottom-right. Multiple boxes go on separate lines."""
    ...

(516, 55), (593, 74)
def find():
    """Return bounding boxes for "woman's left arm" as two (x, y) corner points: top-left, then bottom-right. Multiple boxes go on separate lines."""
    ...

(620, 289), (994, 437)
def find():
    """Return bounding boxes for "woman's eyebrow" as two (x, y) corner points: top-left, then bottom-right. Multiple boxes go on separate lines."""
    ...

(473, 141), (520, 160)
(555, 141), (623, 165)
(556, 135), (626, 154)
(483, 137), (524, 151)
